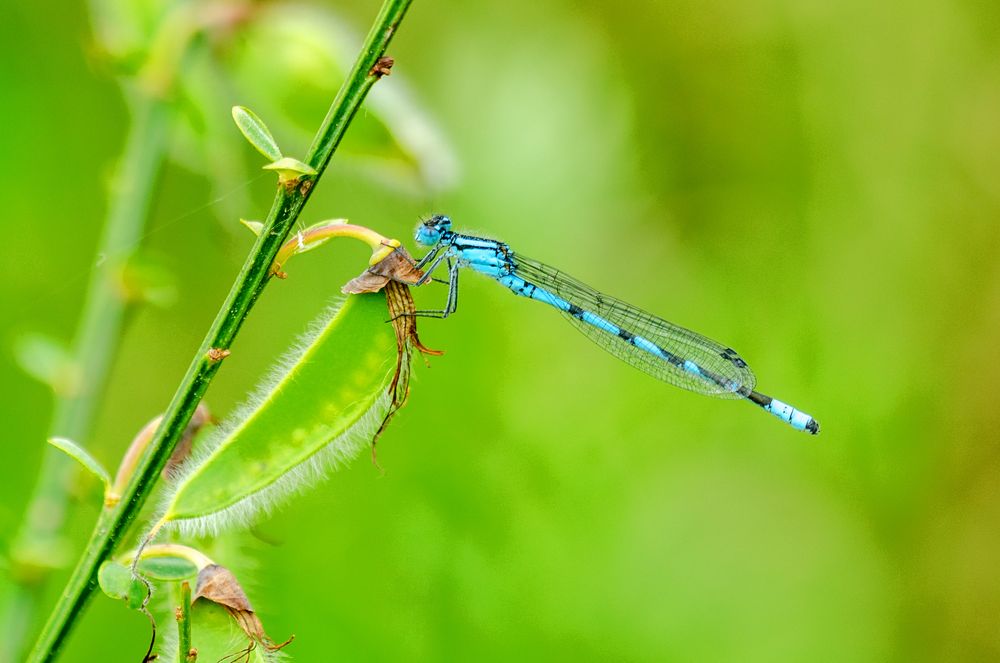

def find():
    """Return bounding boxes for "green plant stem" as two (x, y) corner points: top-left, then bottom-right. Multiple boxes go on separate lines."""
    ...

(177, 581), (193, 663)
(2, 93), (170, 662)
(26, 1), (412, 661)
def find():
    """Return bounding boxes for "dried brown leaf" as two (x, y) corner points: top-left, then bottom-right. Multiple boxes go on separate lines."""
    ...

(369, 280), (443, 464)
(193, 564), (292, 652)
(341, 246), (424, 294)
(193, 564), (251, 613)
(341, 246), (443, 463)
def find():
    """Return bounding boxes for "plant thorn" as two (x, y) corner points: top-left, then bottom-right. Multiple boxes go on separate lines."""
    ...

(207, 348), (231, 362)
(370, 56), (394, 78)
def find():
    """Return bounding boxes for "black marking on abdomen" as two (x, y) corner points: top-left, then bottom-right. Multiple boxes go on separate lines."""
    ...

(657, 345), (684, 368)
(568, 304), (585, 318)
(618, 329), (635, 343)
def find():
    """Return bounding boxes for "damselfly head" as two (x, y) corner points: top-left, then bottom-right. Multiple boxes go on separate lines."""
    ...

(415, 214), (452, 246)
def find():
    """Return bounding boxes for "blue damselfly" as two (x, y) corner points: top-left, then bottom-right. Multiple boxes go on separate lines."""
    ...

(410, 215), (819, 434)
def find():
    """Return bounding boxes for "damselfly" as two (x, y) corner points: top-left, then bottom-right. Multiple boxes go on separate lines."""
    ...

(410, 215), (819, 434)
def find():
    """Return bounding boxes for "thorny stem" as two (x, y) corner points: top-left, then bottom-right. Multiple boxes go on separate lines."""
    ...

(26, 1), (413, 660)
(2, 95), (170, 661)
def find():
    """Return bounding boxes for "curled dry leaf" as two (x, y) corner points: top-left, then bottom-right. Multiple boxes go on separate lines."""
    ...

(374, 280), (442, 461)
(385, 278), (443, 370)
(345, 249), (442, 461)
(341, 245), (424, 294)
(193, 564), (293, 653)
(342, 243), (442, 380)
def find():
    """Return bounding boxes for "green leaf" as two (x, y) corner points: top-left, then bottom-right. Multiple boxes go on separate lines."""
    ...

(240, 219), (264, 236)
(47, 437), (111, 493)
(135, 554), (199, 582)
(160, 294), (398, 534)
(13, 333), (80, 395)
(232, 106), (283, 161)
(262, 156), (317, 185)
(97, 561), (147, 611)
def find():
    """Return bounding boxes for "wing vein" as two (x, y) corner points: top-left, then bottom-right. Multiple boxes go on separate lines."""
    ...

(511, 253), (756, 398)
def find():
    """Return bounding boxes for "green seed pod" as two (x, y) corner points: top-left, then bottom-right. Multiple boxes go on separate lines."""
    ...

(158, 293), (397, 536)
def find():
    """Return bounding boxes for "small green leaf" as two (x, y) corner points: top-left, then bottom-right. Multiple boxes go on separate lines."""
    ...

(13, 333), (80, 395)
(240, 219), (264, 236)
(135, 554), (199, 582)
(47, 437), (111, 493)
(232, 106), (283, 161)
(98, 561), (147, 611)
(160, 294), (397, 535)
(116, 543), (212, 582)
(263, 156), (317, 185)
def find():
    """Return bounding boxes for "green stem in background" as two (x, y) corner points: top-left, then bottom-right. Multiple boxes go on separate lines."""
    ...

(26, 1), (413, 661)
(2, 94), (170, 662)
(7, 2), (238, 652)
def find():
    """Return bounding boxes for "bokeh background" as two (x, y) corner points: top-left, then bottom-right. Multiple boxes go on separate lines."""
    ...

(2, 0), (999, 660)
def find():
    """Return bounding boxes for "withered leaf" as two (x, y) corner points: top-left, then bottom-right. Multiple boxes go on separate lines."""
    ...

(193, 564), (292, 652)
(371, 280), (442, 462)
(341, 246), (424, 294)
(342, 246), (444, 463)
(193, 564), (253, 613)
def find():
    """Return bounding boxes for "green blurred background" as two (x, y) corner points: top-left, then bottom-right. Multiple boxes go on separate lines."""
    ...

(2, 0), (999, 660)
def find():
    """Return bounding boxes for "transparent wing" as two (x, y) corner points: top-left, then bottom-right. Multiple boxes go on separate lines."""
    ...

(512, 253), (756, 398)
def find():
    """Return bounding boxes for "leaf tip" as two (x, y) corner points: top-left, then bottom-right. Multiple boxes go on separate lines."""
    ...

(232, 105), (283, 162)
(47, 436), (111, 494)
(239, 218), (264, 236)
